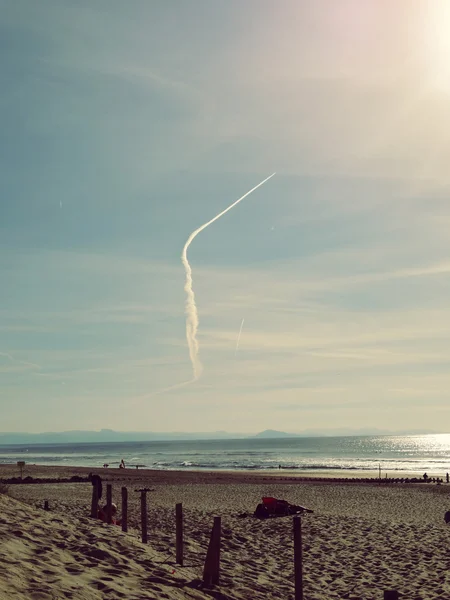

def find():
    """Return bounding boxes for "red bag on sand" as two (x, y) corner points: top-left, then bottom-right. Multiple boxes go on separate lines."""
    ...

(260, 497), (314, 516)
(262, 497), (290, 515)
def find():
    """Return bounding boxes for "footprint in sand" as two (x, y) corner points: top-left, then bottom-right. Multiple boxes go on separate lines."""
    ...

(104, 567), (124, 577)
(42, 568), (59, 576)
(65, 565), (84, 575)
(29, 590), (52, 600)
(95, 581), (113, 592)
(84, 547), (120, 563)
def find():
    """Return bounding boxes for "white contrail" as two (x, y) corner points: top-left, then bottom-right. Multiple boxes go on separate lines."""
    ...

(0, 351), (41, 371)
(181, 173), (275, 381)
(235, 318), (245, 356)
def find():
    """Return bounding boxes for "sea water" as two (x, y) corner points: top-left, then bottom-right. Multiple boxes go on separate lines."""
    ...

(1, 434), (450, 477)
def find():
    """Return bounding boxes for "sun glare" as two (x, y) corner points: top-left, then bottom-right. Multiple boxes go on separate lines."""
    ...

(424, 2), (450, 92)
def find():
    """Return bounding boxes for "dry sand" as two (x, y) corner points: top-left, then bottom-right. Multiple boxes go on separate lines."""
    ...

(1, 465), (450, 599)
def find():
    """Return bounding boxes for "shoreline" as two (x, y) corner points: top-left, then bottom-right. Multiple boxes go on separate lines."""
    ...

(1, 462), (448, 482)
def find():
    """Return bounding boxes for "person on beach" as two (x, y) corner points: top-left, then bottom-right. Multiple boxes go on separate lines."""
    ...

(98, 502), (121, 525)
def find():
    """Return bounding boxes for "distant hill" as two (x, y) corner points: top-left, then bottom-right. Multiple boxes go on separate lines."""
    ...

(0, 429), (249, 445)
(254, 429), (299, 438)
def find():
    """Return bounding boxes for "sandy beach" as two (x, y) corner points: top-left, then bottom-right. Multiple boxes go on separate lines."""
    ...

(1, 465), (450, 599)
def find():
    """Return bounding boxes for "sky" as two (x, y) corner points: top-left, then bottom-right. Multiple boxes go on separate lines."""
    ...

(2, 0), (450, 434)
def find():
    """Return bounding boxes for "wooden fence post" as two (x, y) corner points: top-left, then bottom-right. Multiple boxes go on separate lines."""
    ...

(44, 500), (49, 511)
(106, 484), (113, 524)
(203, 516), (221, 585)
(293, 516), (303, 600)
(134, 488), (153, 543)
(176, 503), (183, 565)
(90, 483), (99, 518)
(121, 487), (128, 533)
(140, 490), (148, 543)
(212, 516), (221, 584)
(384, 592), (399, 600)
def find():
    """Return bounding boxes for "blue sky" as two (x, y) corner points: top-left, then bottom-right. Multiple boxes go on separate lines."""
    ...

(2, 0), (450, 433)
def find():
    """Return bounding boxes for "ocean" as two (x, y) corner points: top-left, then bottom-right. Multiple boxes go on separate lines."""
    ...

(1, 434), (450, 477)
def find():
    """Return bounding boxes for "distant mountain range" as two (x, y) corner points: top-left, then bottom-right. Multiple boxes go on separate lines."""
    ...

(0, 427), (442, 445)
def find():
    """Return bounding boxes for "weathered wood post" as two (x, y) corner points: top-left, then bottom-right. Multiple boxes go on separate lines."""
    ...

(121, 487), (128, 533)
(212, 516), (221, 584)
(293, 516), (303, 600)
(384, 592), (399, 600)
(176, 503), (183, 565)
(134, 488), (153, 543)
(44, 500), (49, 511)
(141, 490), (148, 543)
(203, 516), (221, 585)
(90, 482), (99, 518)
(17, 461), (25, 479)
(134, 488), (151, 543)
(106, 484), (113, 524)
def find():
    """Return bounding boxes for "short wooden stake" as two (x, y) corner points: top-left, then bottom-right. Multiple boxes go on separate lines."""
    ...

(384, 592), (399, 600)
(141, 490), (148, 544)
(176, 503), (183, 565)
(44, 500), (49, 511)
(106, 484), (112, 524)
(121, 487), (128, 533)
(90, 483), (99, 518)
(203, 516), (221, 585)
(293, 516), (303, 600)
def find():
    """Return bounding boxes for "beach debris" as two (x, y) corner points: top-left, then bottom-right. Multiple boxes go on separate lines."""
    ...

(444, 510), (450, 524)
(253, 497), (314, 519)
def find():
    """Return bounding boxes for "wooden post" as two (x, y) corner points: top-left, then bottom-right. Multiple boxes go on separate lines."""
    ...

(203, 516), (221, 585)
(176, 503), (183, 565)
(44, 500), (49, 511)
(121, 487), (128, 533)
(90, 483), (99, 518)
(106, 484), (112, 524)
(293, 516), (303, 600)
(141, 490), (148, 544)
(212, 516), (221, 584)
(134, 488), (153, 543)
(17, 461), (25, 479)
(384, 592), (399, 600)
